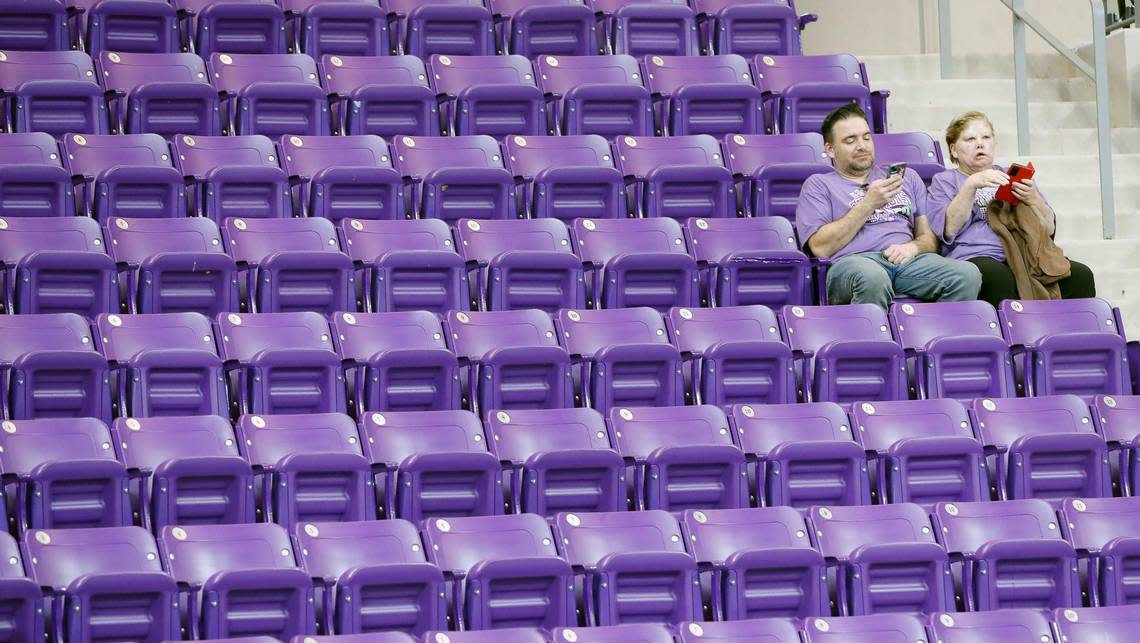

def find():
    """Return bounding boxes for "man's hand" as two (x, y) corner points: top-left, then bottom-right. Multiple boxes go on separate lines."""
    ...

(964, 168), (1009, 192)
(863, 175), (904, 210)
(882, 242), (920, 265)
(1010, 178), (1042, 206)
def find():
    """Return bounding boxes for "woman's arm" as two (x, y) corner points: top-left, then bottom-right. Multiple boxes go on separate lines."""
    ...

(944, 169), (1010, 238)
(1011, 178), (1055, 235)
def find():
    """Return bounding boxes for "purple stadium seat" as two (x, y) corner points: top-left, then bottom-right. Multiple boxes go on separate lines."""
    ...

(358, 410), (501, 521)
(319, 54), (440, 138)
(336, 218), (466, 314)
(1059, 496), (1140, 606)
(0, 313), (112, 421)
(643, 54), (763, 137)
(614, 134), (734, 220)
(727, 401), (868, 509)
(504, 134), (624, 222)
(693, 0), (813, 56)
(850, 398), (986, 507)
(535, 54), (653, 138)
(278, 134), (404, 221)
(455, 217), (585, 312)
(552, 624), (674, 643)
(446, 309), (574, 414)
(590, 0), (698, 57)
(173, 134), (292, 223)
(801, 614), (927, 642)
(96, 51), (221, 137)
(751, 54), (882, 135)
(808, 503), (951, 615)
(392, 135), (516, 222)
(556, 307), (685, 411)
(679, 507), (826, 620)
(928, 608), (1055, 642)
(933, 498), (1079, 611)
(0, 216), (118, 317)
(666, 305), (795, 406)
(22, 527), (177, 641)
(780, 304), (907, 403)
(1055, 605), (1140, 641)
(423, 629), (547, 643)
(0, 0), (69, 51)
(280, 0), (388, 58)
(676, 619), (803, 643)
(173, 0), (286, 56)
(0, 132), (73, 218)
(222, 217), (355, 315)
(873, 132), (946, 187)
(0, 531), (41, 642)
(553, 509), (701, 625)
(721, 132), (831, 220)
(60, 132), (184, 222)
(889, 300), (1015, 401)
(0, 50), (108, 137)
(999, 298), (1131, 400)
(570, 218), (699, 311)
(216, 311), (346, 415)
(289, 635), (418, 643)
(970, 395), (1110, 502)
(609, 405), (747, 511)
(683, 217), (812, 308)
(0, 418), (128, 530)
(293, 519), (446, 636)
(157, 523), (315, 640)
(68, 0), (179, 55)
(103, 217), (240, 316)
(489, 0), (597, 57)
(428, 54), (546, 138)
(208, 52), (331, 136)
(112, 415), (253, 529)
(384, 0), (495, 58)
(96, 311), (228, 416)
(484, 407), (624, 516)
(423, 513), (575, 630)
(1092, 394), (1140, 495)
(330, 311), (461, 413)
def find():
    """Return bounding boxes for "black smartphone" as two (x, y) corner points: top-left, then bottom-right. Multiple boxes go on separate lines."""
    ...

(886, 162), (907, 178)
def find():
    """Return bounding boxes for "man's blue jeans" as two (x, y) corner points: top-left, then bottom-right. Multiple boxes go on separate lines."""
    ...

(826, 251), (982, 308)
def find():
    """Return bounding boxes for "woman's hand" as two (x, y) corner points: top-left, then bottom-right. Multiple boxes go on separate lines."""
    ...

(1010, 178), (1042, 206)
(963, 168), (1009, 192)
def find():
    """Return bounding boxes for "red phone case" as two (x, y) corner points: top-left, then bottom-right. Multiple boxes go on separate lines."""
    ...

(994, 162), (1035, 205)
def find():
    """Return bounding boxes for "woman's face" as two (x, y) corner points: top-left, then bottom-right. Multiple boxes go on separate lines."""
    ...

(952, 119), (996, 174)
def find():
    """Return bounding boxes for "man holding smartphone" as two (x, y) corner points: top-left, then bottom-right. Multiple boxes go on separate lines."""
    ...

(795, 104), (981, 308)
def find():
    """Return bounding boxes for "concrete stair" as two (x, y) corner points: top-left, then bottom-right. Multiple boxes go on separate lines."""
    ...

(862, 52), (1140, 337)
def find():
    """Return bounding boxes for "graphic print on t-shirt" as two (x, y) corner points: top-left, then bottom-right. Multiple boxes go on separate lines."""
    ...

(847, 186), (914, 227)
(974, 186), (998, 210)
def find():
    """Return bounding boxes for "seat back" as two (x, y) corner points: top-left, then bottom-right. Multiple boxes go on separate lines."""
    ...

(385, 0), (495, 58)
(675, 619), (802, 643)
(928, 608), (1055, 642)
(571, 217), (698, 311)
(873, 132), (945, 185)
(643, 54), (762, 136)
(319, 54), (439, 137)
(614, 134), (732, 219)
(209, 52), (329, 136)
(61, 133), (184, 221)
(393, 134), (506, 177)
(278, 134), (402, 220)
(173, 133), (289, 222)
(727, 401), (851, 456)
(174, 0), (287, 56)
(97, 51), (220, 137)
(800, 614), (930, 643)
(933, 498), (1065, 556)
(752, 53), (872, 134)
(535, 54), (650, 138)
(0, 0), (68, 51)
(0, 50), (108, 136)
(0, 132), (73, 218)
(428, 54), (544, 137)
(683, 217), (810, 307)
(1054, 605), (1140, 642)
(1059, 496), (1140, 556)
(593, 0), (698, 57)
(721, 132), (830, 219)
(851, 398), (973, 454)
(0, 313), (111, 419)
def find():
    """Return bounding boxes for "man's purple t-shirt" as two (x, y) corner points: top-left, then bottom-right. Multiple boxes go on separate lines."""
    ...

(795, 166), (927, 261)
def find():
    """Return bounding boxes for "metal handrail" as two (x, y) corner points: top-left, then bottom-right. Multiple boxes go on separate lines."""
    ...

(1107, 15), (1135, 33)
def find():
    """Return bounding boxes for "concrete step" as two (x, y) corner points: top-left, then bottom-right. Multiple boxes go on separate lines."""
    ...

(862, 52), (1086, 83)
(1055, 210), (1140, 241)
(881, 77), (1095, 104)
(915, 128), (1140, 156)
(1022, 182), (1140, 217)
(1058, 239), (1140, 270)
(889, 100), (1100, 133)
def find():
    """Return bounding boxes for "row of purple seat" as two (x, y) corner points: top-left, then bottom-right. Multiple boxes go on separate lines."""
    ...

(5, 498), (1140, 640)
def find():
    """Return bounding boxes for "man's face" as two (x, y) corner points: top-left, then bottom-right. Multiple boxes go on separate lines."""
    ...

(825, 116), (875, 175)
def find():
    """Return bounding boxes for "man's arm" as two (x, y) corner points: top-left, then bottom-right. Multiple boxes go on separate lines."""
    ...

(804, 175), (903, 258)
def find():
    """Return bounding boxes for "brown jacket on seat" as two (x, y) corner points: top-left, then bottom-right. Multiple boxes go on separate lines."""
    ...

(985, 200), (1070, 299)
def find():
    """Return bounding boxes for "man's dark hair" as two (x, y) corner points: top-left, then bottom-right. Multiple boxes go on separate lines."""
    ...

(820, 103), (868, 144)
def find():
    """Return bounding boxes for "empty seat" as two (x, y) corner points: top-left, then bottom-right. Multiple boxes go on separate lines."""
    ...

(69, 0), (180, 55)
(385, 0), (495, 58)
(780, 304), (907, 403)
(104, 217), (240, 316)
(423, 513), (575, 630)
(0, 531), (41, 643)
(801, 614), (928, 643)
(157, 523), (315, 640)
(223, 217), (355, 315)
(850, 399), (986, 507)
(614, 134), (734, 220)
(1092, 394), (1140, 495)
(173, 134), (292, 223)
(336, 218), (465, 314)
(359, 410), (501, 521)
(1054, 605), (1140, 641)
(556, 307), (684, 411)
(927, 609), (1056, 643)
(0, 418), (128, 530)
(456, 217), (585, 312)
(970, 395), (1110, 502)
(393, 135), (517, 222)
(666, 305), (795, 406)
(721, 132), (831, 220)
(112, 415), (253, 529)
(0, 216), (118, 317)
(873, 132), (946, 186)
(22, 527), (177, 641)
(675, 619), (802, 643)
(96, 51), (221, 137)
(331, 311), (461, 413)
(0, 50), (108, 136)
(684, 217), (812, 308)
(428, 54), (545, 138)
(552, 624), (674, 643)
(279, 134), (404, 221)
(61, 132), (185, 221)
(425, 630), (546, 643)
(999, 298), (1131, 400)
(535, 54), (653, 138)
(209, 52), (331, 136)
(485, 407), (624, 516)
(0, 0), (69, 51)
(0, 132), (74, 218)
(173, 0), (287, 56)
(320, 54), (440, 138)
(591, 0), (698, 57)
(933, 498), (1079, 611)
(294, 519), (446, 635)
(727, 401), (868, 509)
(554, 509), (699, 625)
(808, 503), (951, 615)
(1059, 496), (1140, 606)
(447, 309), (573, 414)
(693, 0), (813, 56)
(281, 0), (388, 58)
(889, 300), (1015, 401)
(216, 311), (345, 415)
(571, 218), (699, 312)
(751, 54), (881, 135)
(505, 134), (624, 222)
(490, 0), (597, 57)
(643, 54), (763, 137)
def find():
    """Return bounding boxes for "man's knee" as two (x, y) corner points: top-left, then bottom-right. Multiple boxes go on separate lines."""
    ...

(940, 258), (982, 300)
(828, 256), (892, 305)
